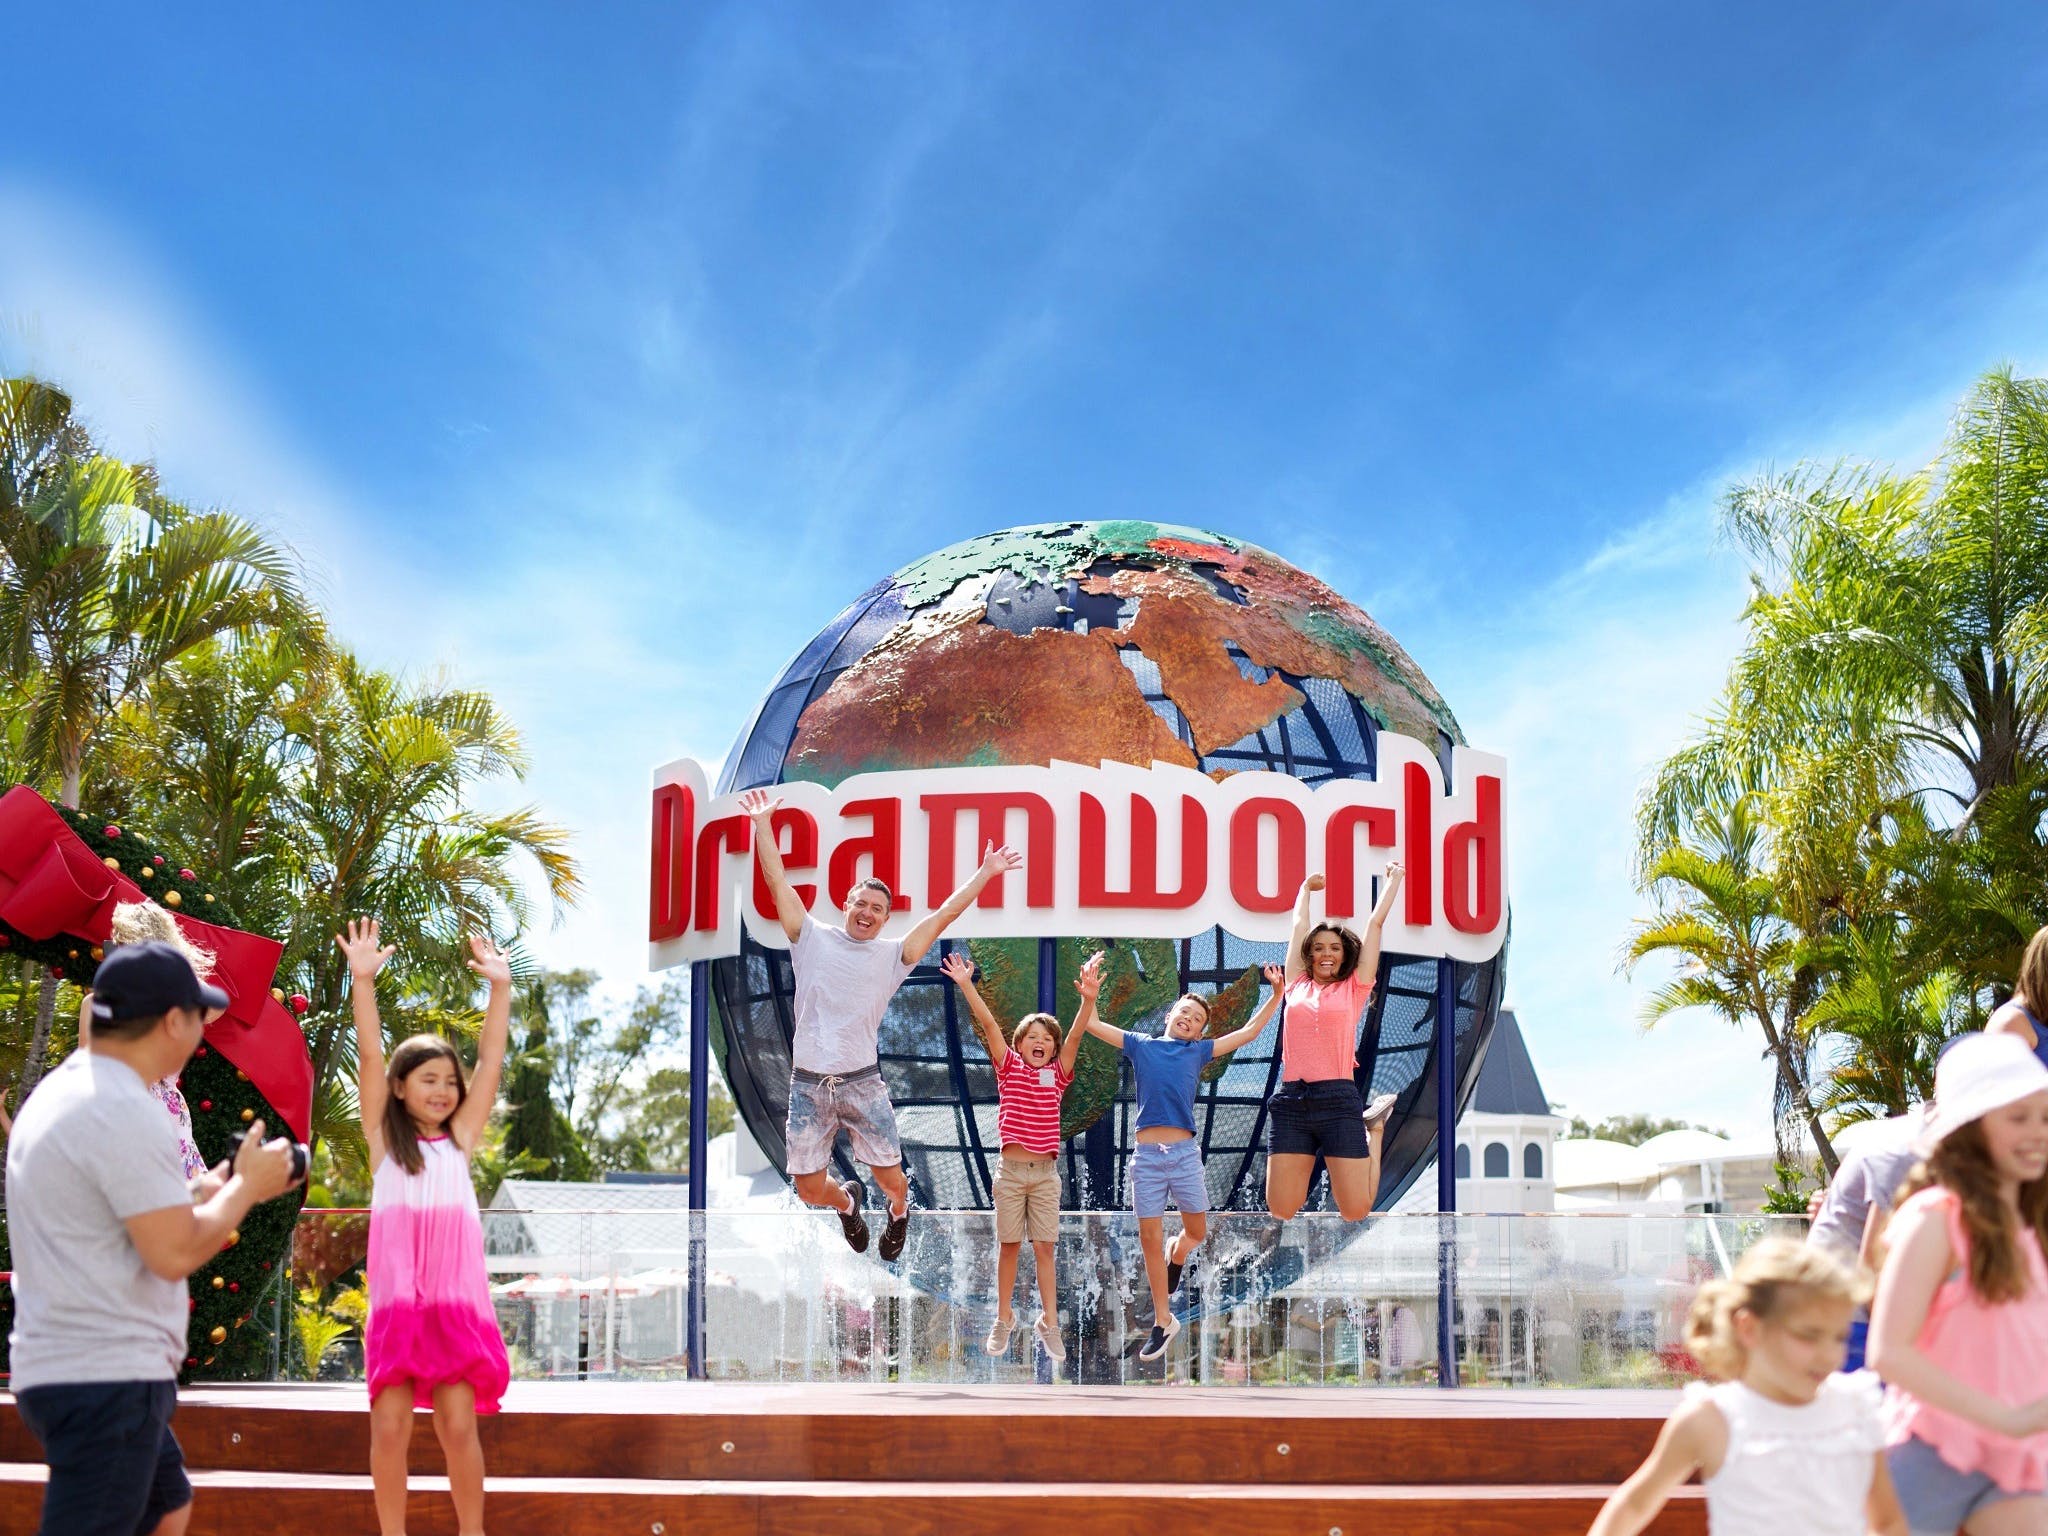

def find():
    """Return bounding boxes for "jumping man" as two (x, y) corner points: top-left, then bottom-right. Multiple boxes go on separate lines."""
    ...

(739, 787), (1023, 1262)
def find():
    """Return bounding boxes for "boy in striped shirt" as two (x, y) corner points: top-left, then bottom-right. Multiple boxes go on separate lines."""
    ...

(941, 950), (1102, 1364)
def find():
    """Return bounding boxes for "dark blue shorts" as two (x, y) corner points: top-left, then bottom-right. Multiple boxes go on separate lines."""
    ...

(1268, 1078), (1370, 1160)
(15, 1378), (190, 1536)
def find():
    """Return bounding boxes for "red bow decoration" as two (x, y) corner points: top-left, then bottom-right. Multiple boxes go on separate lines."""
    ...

(0, 785), (313, 1142)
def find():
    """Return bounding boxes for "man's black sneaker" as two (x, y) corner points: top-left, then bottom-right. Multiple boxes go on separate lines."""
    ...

(879, 1205), (910, 1262)
(1166, 1257), (1187, 1297)
(835, 1183), (870, 1253)
(1137, 1314), (1181, 1362)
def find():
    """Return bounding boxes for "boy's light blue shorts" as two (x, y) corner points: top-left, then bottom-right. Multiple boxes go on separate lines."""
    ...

(1131, 1139), (1208, 1218)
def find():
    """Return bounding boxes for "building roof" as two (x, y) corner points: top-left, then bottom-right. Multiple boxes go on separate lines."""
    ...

(1469, 1008), (1554, 1118)
(1552, 1138), (1659, 1189)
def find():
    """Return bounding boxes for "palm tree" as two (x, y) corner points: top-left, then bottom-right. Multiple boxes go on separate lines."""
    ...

(1627, 792), (1839, 1175)
(269, 655), (581, 1119)
(0, 377), (321, 1095)
(1643, 370), (2048, 887)
(1805, 917), (1957, 1125)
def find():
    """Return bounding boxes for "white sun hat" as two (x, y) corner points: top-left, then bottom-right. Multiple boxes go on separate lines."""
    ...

(1917, 1032), (2048, 1152)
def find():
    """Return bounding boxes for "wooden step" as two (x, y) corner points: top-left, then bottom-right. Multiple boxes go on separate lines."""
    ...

(0, 1464), (1707, 1536)
(0, 1383), (1674, 1486)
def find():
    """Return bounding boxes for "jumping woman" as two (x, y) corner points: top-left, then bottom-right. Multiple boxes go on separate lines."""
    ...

(1265, 864), (1404, 1222)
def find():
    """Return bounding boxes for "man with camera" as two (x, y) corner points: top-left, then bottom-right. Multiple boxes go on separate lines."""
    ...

(5, 941), (302, 1536)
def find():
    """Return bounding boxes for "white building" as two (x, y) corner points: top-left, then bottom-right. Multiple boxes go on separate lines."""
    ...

(1451, 1010), (1567, 1213)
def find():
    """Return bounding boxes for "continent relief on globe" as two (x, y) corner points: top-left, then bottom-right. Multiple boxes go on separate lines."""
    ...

(964, 935), (1267, 1138)
(783, 521), (1459, 784)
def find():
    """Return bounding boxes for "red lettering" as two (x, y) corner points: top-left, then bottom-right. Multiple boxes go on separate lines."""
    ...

(1444, 775), (1503, 934)
(691, 814), (752, 932)
(648, 783), (694, 941)
(828, 797), (906, 910)
(921, 792), (1056, 909)
(753, 808), (819, 920)
(1078, 792), (1207, 909)
(1403, 762), (1433, 926)
(1323, 804), (1396, 919)
(1228, 797), (1306, 914)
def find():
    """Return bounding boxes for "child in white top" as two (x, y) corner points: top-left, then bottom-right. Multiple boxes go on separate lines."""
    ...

(1588, 1238), (1905, 1536)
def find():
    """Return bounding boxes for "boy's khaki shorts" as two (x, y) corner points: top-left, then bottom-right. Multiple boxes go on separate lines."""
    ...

(992, 1149), (1061, 1244)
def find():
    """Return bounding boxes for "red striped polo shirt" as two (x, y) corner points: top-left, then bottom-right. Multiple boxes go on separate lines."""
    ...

(995, 1051), (1072, 1156)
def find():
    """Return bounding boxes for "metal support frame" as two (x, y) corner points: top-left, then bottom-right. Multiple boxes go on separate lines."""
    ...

(1434, 955), (1459, 1389)
(1434, 727), (1459, 1389)
(687, 961), (710, 1380)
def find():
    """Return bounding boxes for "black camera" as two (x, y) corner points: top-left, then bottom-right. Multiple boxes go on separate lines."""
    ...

(227, 1126), (310, 1187)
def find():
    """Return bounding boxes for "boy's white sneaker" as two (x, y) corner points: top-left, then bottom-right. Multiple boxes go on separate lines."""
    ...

(1034, 1313), (1066, 1362)
(985, 1312), (1016, 1355)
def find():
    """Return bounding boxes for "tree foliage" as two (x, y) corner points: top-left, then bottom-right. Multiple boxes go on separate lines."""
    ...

(1634, 368), (2048, 1162)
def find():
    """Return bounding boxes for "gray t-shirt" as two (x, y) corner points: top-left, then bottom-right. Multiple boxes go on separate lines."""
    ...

(789, 915), (915, 1075)
(5, 1051), (193, 1389)
(1808, 1109), (1925, 1259)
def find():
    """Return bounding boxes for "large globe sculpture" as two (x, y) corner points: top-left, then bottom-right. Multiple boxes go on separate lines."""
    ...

(706, 522), (1505, 1230)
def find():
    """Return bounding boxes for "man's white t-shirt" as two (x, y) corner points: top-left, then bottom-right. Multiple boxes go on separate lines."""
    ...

(790, 915), (915, 1075)
(5, 1051), (193, 1390)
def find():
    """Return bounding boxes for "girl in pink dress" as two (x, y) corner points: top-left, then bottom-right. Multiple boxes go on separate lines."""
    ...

(1870, 1032), (2048, 1536)
(340, 918), (513, 1536)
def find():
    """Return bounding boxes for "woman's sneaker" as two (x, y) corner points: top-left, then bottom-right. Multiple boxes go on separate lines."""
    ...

(985, 1313), (1016, 1356)
(1034, 1313), (1066, 1362)
(879, 1204), (911, 1262)
(1363, 1092), (1398, 1130)
(835, 1182), (870, 1253)
(1137, 1314), (1181, 1361)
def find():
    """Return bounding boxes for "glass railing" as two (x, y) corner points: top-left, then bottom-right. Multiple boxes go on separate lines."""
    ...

(273, 1206), (1803, 1388)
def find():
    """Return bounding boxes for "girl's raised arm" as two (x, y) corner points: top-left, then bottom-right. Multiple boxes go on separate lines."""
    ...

(940, 952), (1007, 1067)
(1214, 964), (1286, 1058)
(1061, 953), (1105, 1074)
(452, 935), (514, 1153)
(1284, 875), (1320, 985)
(336, 918), (397, 1161)
(1357, 861), (1405, 985)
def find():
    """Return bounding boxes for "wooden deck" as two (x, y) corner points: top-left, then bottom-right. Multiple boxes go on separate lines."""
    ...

(0, 1382), (1702, 1534)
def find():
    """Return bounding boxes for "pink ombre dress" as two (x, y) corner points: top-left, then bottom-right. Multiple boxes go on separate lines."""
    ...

(1883, 1186), (2048, 1491)
(364, 1135), (510, 1412)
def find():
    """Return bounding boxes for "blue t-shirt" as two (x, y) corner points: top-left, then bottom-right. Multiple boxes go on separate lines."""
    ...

(1121, 1033), (1215, 1133)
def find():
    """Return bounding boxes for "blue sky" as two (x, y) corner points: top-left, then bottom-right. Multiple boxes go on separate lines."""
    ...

(8, 3), (2048, 1137)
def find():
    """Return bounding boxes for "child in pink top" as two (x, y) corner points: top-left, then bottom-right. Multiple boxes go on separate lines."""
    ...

(1869, 1032), (2048, 1536)
(943, 950), (1099, 1364)
(1265, 863), (1405, 1222)
(341, 919), (514, 1536)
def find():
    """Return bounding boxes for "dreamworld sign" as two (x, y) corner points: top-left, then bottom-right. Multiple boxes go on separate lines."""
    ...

(648, 730), (1505, 971)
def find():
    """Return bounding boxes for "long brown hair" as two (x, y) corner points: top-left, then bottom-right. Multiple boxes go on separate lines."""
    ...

(1899, 1119), (2048, 1303)
(2017, 924), (2048, 1020)
(381, 1035), (468, 1176)
(1299, 922), (1363, 983)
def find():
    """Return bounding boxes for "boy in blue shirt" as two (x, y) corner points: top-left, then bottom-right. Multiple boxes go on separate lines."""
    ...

(1081, 961), (1283, 1361)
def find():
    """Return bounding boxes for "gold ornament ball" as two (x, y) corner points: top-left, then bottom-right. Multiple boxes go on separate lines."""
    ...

(236, 1070), (248, 1082)
(66, 949), (77, 960)
(204, 894), (215, 904)
(211, 1276), (225, 1289)
(209, 1326), (226, 1344)
(227, 1230), (241, 1246)
(165, 890), (181, 907)
(137, 865), (152, 880)
(239, 1108), (254, 1123)
(90, 946), (104, 961)
(102, 856), (120, 871)
(270, 988), (285, 1004)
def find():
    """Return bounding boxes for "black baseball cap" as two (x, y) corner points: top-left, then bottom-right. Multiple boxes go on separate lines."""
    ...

(89, 941), (231, 1024)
